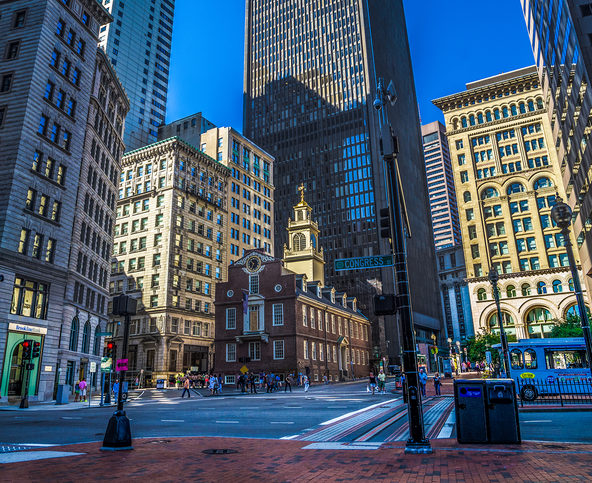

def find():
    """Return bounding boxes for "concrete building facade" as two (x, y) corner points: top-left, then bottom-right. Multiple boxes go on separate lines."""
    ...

(433, 67), (588, 339)
(108, 137), (229, 385)
(422, 121), (462, 249)
(243, 0), (443, 364)
(0, 0), (121, 402)
(520, 0), (592, 301)
(98, 0), (175, 151)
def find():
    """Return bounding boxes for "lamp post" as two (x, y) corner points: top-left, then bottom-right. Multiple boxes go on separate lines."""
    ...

(550, 197), (592, 376)
(488, 268), (511, 379)
(374, 78), (431, 454)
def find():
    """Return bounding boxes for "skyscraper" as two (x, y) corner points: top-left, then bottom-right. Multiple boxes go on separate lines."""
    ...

(421, 121), (461, 249)
(98, 0), (175, 151)
(243, 0), (442, 362)
(520, 1), (592, 298)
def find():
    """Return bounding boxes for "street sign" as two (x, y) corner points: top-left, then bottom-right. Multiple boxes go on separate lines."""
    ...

(96, 332), (113, 337)
(101, 357), (112, 372)
(116, 359), (128, 371)
(485, 351), (492, 364)
(90, 362), (97, 373)
(334, 255), (393, 271)
(240, 365), (248, 374)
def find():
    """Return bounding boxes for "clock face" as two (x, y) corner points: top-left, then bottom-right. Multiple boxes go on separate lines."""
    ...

(246, 256), (262, 273)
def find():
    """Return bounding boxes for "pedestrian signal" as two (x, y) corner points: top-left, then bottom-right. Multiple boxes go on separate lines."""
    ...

(32, 341), (41, 359)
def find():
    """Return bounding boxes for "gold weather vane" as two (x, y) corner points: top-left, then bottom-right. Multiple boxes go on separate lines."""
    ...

(298, 183), (306, 203)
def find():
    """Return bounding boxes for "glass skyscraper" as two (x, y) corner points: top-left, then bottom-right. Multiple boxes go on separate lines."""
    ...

(521, 0), (592, 298)
(99, 0), (175, 151)
(244, 0), (442, 361)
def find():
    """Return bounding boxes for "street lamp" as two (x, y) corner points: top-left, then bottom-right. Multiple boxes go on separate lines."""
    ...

(374, 78), (431, 454)
(488, 267), (511, 379)
(550, 197), (592, 376)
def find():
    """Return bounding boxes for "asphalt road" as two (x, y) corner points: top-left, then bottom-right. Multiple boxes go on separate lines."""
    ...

(0, 381), (590, 445)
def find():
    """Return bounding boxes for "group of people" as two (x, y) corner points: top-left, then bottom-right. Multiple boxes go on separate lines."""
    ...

(236, 372), (301, 393)
(73, 378), (88, 402)
(367, 370), (387, 395)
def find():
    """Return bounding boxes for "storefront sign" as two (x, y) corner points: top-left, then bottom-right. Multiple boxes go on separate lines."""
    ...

(8, 323), (47, 335)
(44, 366), (53, 372)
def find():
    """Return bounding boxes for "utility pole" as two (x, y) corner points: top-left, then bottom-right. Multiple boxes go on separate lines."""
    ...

(373, 78), (432, 454)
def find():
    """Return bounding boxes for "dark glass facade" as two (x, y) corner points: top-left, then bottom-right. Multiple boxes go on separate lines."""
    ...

(243, 0), (442, 360)
(521, 0), (592, 296)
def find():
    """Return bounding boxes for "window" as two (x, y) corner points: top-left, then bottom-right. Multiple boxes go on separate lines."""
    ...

(69, 317), (79, 351)
(18, 228), (30, 254)
(521, 284), (531, 296)
(507, 183), (525, 195)
(226, 343), (236, 362)
(249, 274), (259, 294)
(226, 307), (236, 329)
(506, 285), (516, 297)
(477, 288), (487, 300)
(11, 277), (49, 319)
(524, 349), (537, 369)
(13, 10), (27, 28)
(510, 349), (523, 369)
(552, 280), (563, 293)
(273, 340), (284, 360)
(249, 341), (261, 361)
(273, 304), (284, 325)
(536, 281), (547, 295)
(304, 340), (309, 359)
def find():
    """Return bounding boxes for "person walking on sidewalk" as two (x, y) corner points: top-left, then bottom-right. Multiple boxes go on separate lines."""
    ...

(368, 372), (377, 395)
(433, 372), (442, 396)
(304, 375), (310, 392)
(285, 374), (293, 393)
(377, 371), (386, 394)
(74, 380), (81, 402)
(79, 378), (87, 402)
(419, 368), (428, 397)
(248, 373), (258, 394)
(181, 377), (191, 398)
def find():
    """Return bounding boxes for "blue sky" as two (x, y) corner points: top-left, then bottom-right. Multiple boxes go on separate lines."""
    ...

(167, 0), (536, 131)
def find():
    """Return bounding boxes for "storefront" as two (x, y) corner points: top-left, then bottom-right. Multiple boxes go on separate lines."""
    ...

(1, 323), (46, 399)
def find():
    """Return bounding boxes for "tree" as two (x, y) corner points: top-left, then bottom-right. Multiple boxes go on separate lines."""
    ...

(465, 331), (517, 363)
(550, 316), (584, 338)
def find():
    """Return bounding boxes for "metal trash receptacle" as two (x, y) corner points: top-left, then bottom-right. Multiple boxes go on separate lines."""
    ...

(486, 379), (521, 444)
(55, 384), (70, 405)
(454, 379), (488, 443)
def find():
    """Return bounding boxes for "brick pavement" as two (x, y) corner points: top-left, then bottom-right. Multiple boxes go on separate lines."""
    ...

(1, 437), (591, 482)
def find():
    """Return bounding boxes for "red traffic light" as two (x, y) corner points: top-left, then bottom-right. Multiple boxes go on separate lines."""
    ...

(22, 341), (30, 348)
(107, 342), (113, 349)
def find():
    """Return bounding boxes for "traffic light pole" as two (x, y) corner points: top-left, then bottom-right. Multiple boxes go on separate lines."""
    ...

(375, 78), (432, 454)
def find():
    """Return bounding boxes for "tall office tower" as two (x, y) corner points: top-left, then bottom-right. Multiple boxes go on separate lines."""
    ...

(520, 1), (592, 299)
(159, 114), (276, 264)
(243, 0), (442, 363)
(98, 0), (175, 151)
(0, 0), (121, 401)
(109, 138), (229, 383)
(434, 67), (588, 339)
(421, 121), (462, 249)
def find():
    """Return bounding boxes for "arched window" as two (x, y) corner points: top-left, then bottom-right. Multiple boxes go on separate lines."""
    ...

(463, 191), (472, 202)
(536, 281), (547, 294)
(519, 102), (526, 114)
(310, 234), (317, 249)
(461, 117), (468, 128)
(507, 182), (525, 195)
(453, 119), (459, 130)
(533, 177), (552, 190)
(510, 349), (523, 369)
(293, 233), (306, 251)
(526, 307), (554, 338)
(69, 317), (79, 352)
(488, 312), (515, 335)
(477, 288), (487, 301)
(521, 283), (531, 296)
(552, 280), (563, 293)
(502, 106), (509, 118)
(510, 104), (517, 116)
(469, 114), (475, 126)
(82, 321), (90, 353)
(527, 100), (535, 111)
(506, 285), (516, 297)
(477, 113), (484, 124)
(485, 111), (492, 122)
(568, 278), (575, 291)
(565, 303), (591, 320)
(93, 325), (101, 356)
(536, 97), (544, 109)
(481, 187), (499, 199)
(494, 108), (501, 120)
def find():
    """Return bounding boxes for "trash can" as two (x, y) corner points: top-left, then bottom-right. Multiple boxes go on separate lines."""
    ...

(454, 379), (488, 443)
(156, 379), (165, 389)
(486, 379), (521, 444)
(55, 384), (70, 405)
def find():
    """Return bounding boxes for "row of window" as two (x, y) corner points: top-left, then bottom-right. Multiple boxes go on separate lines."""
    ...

(76, 251), (108, 288)
(83, 192), (113, 238)
(25, 188), (61, 223)
(38, 114), (72, 152)
(226, 340), (283, 361)
(225, 304), (285, 329)
(50, 49), (81, 88)
(80, 221), (111, 262)
(43, 80), (77, 118)
(72, 281), (107, 316)
(456, 98), (545, 129)
(18, 229), (56, 264)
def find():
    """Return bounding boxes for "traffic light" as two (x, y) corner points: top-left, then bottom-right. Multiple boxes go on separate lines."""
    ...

(379, 207), (391, 239)
(106, 341), (114, 359)
(32, 341), (41, 359)
(21, 340), (33, 360)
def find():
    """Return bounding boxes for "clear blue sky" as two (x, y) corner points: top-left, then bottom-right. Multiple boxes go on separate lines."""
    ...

(167, 0), (535, 131)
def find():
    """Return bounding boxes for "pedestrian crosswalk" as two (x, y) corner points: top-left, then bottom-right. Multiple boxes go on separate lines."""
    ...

(293, 396), (455, 443)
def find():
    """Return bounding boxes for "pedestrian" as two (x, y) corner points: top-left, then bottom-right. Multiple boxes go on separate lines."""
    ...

(285, 374), (293, 393)
(368, 372), (377, 395)
(217, 374), (223, 394)
(181, 377), (191, 398)
(74, 380), (80, 402)
(433, 372), (442, 396)
(304, 375), (310, 392)
(112, 380), (119, 401)
(79, 377), (87, 402)
(419, 368), (428, 397)
(377, 371), (386, 394)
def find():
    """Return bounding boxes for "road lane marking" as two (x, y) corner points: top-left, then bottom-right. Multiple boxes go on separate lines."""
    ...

(280, 435), (299, 440)
(284, 406), (302, 409)
(161, 419), (185, 422)
(215, 420), (239, 424)
(270, 421), (295, 424)
(437, 410), (456, 439)
(60, 417), (82, 420)
(522, 420), (552, 423)
(319, 398), (399, 426)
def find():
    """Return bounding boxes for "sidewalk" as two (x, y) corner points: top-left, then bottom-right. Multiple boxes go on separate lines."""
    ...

(1, 436), (591, 481)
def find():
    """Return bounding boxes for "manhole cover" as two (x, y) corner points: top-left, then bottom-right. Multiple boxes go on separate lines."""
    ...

(202, 449), (238, 455)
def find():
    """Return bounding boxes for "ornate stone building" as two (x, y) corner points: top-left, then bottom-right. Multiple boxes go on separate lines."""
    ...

(433, 67), (589, 339)
(108, 137), (229, 385)
(214, 194), (372, 384)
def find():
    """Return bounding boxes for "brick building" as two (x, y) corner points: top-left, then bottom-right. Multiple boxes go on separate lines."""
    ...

(214, 192), (372, 385)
